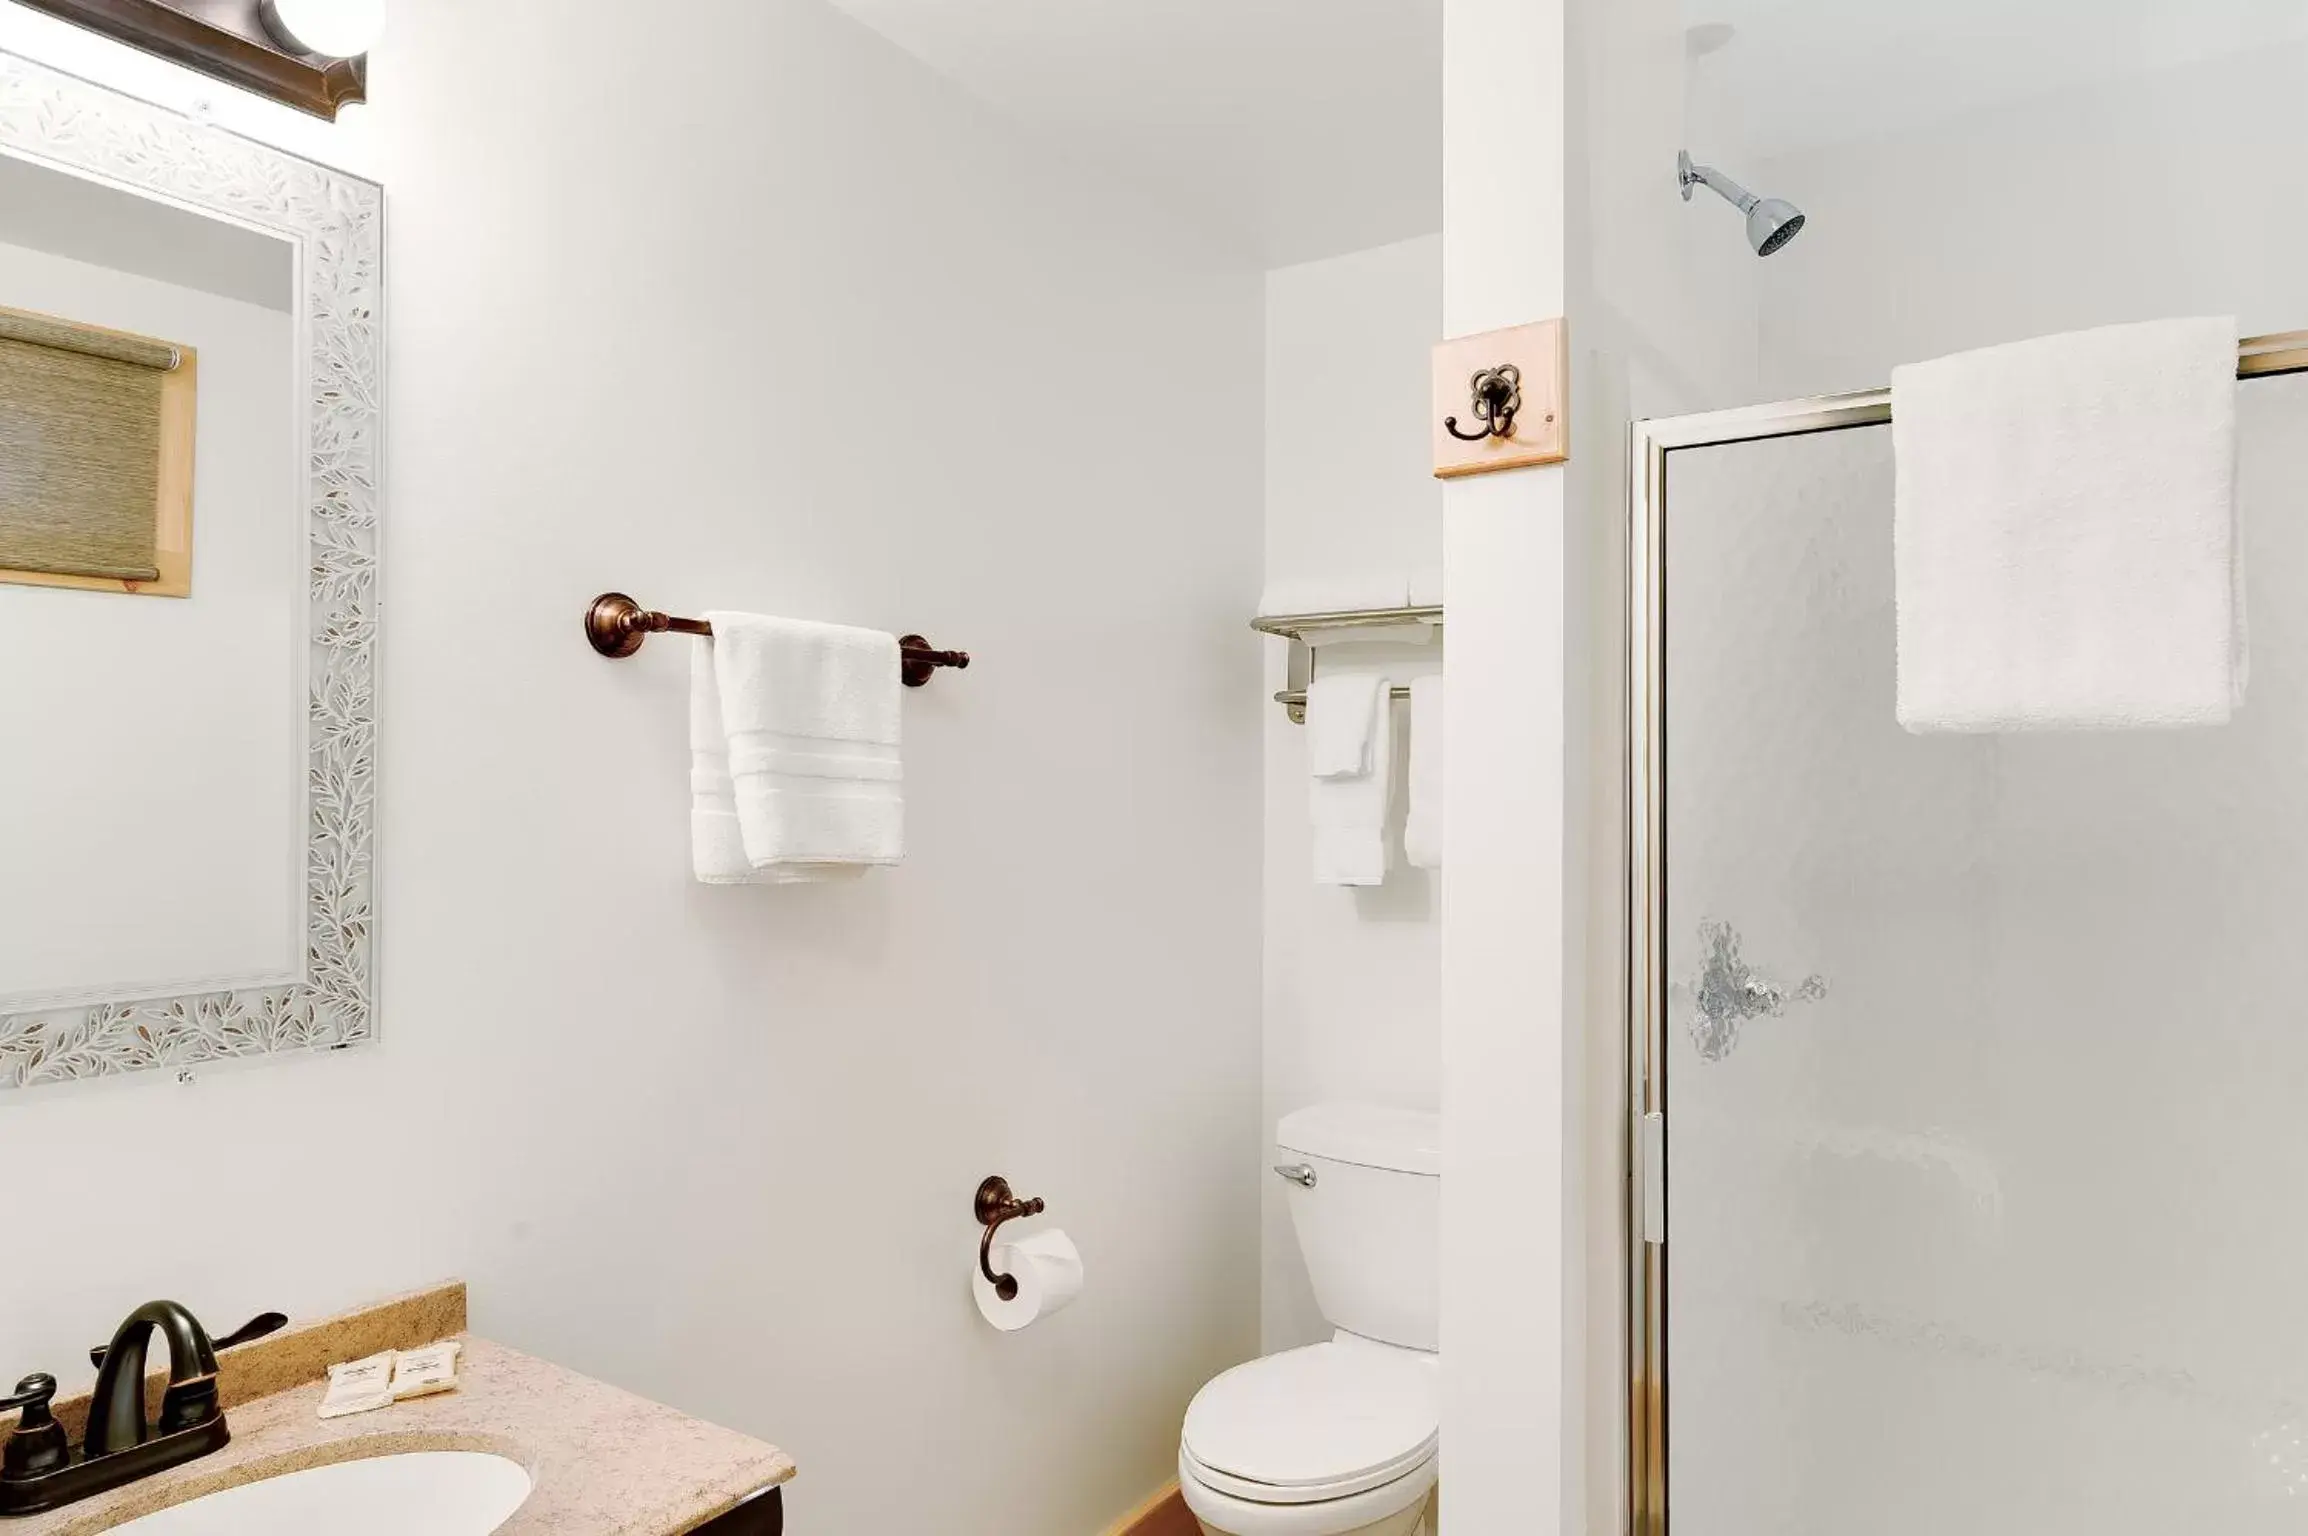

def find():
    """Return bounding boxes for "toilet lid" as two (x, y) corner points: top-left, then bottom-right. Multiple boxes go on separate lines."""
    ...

(1182, 1343), (1438, 1498)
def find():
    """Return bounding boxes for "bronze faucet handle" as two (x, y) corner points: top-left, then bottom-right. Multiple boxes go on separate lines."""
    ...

(1, 1375), (68, 1483)
(0, 1374), (54, 1414)
(92, 1310), (284, 1370)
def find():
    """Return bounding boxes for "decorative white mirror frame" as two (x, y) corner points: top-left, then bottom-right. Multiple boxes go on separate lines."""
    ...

(0, 50), (381, 1089)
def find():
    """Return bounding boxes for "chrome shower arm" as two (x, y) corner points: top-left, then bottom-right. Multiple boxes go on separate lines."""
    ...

(1678, 151), (1758, 214)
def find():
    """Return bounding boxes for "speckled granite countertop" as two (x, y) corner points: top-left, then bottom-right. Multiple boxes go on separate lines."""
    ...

(7, 1284), (794, 1536)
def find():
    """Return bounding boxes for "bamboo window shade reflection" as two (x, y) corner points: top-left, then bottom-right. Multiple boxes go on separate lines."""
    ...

(0, 305), (186, 584)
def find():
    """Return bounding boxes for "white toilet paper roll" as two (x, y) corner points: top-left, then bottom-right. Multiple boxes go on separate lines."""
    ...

(972, 1228), (1084, 1332)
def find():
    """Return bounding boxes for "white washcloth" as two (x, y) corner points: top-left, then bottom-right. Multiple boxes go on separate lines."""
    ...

(1306, 672), (1384, 779)
(692, 612), (902, 881)
(1892, 316), (2245, 731)
(1310, 674), (1394, 886)
(1404, 675), (1443, 870)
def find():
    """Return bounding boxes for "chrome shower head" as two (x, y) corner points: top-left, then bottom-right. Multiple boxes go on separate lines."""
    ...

(1678, 149), (1805, 257)
(1745, 196), (1805, 257)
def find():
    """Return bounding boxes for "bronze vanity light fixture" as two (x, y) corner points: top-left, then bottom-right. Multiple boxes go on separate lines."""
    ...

(14, 0), (372, 119)
(583, 593), (971, 689)
(974, 1176), (1046, 1302)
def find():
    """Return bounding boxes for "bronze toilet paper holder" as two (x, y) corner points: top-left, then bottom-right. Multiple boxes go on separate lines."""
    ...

(974, 1176), (1046, 1302)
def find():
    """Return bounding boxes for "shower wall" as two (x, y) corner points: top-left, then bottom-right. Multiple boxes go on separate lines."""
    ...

(1747, 35), (2308, 396)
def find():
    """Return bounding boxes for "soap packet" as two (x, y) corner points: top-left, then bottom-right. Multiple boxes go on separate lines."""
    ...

(390, 1341), (461, 1401)
(316, 1341), (463, 1419)
(317, 1351), (396, 1419)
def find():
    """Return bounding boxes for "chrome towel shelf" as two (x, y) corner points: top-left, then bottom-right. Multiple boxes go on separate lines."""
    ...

(1251, 604), (1443, 723)
(1274, 684), (1415, 714)
(1250, 605), (1444, 641)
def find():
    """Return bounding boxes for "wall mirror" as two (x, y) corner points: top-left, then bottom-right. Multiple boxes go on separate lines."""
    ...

(0, 49), (381, 1090)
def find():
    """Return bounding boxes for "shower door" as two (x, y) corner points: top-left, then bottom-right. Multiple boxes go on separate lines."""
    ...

(1629, 357), (2308, 1536)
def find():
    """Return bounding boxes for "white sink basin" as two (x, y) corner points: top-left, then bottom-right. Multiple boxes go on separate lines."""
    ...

(104, 1450), (532, 1535)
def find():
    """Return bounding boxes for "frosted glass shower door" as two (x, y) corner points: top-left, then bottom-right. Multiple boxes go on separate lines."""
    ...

(1659, 374), (2308, 1535)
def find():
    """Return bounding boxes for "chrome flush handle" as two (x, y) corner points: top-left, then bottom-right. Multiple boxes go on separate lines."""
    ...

(1272, 1163), (1317, 1188)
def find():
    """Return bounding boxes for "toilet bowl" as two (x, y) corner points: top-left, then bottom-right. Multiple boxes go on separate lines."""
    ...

(1178, 1104), (1441, 1536)
(1177, 1335), (1436, 1536)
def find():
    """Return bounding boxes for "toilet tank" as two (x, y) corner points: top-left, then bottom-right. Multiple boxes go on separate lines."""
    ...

(1276, 1103), (1440, 1351)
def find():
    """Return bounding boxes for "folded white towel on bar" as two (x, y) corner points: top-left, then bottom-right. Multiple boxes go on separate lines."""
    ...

(690, 655), (775, 884)
(1404, 675), (1443, 870)
(1891, 315), (2246, 731)
(691, 612), (902, 883)
(1306, 671), (1385, 779)
(1308, 671), (1394, 886)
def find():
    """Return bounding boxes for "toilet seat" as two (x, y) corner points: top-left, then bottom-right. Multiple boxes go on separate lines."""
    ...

(1181, 1440), (1435, 1504)
(1181, 1341), (1438, 1505)
(1176, 1445), (1436, 1536)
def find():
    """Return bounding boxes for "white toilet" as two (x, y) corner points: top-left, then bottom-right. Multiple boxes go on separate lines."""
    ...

(1179, 1103), (1440, 1536)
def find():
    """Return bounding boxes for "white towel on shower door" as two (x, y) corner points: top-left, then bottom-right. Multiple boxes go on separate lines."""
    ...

(690, 613), (902, 883)
(1891, 315), (2245, 731)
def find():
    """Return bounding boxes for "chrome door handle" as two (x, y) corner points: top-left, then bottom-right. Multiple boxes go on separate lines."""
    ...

(1684, 918), (1828, 1061)
(1272, 1163), (1317, 1188)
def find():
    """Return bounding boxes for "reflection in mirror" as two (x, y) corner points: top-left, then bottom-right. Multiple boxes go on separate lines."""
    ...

(0, 153), (299, 1014)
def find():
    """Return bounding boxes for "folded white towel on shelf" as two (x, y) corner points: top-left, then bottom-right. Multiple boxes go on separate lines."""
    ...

(690, 612), (902, 883)
(1891, 315), (2245, 731)
(1308, 672), (1394, 886)
(1306, 672), (1385, 779)
(1404, 675), (1443, 870)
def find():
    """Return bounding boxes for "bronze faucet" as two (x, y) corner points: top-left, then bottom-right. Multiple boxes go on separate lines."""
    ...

(0, 1301), (232, 1517)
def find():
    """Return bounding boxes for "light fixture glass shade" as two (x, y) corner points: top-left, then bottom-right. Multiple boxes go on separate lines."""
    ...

(262, 0), (386, 59)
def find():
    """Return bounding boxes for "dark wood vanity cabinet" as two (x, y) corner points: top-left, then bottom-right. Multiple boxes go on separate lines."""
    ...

(691, 1487), (782, 1535)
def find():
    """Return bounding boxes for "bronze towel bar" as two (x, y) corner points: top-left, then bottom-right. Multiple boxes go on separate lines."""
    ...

(584, 592), (970, 688)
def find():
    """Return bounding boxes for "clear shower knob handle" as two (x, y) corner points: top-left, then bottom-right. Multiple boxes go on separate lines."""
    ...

(1683, 918), (1827, 1061)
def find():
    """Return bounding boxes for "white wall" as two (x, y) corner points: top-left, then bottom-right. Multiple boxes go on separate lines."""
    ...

(0, 225), (298, 1005)
(1259, 234), (1443, 1352)
(0, 2), (1266, 1531)
(1438, 0), (1575, 1527)
(1749, 36), (2308, 398)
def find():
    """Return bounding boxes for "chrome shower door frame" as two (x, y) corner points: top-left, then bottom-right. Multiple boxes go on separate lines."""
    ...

(1620, 327), (2308, 1536)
